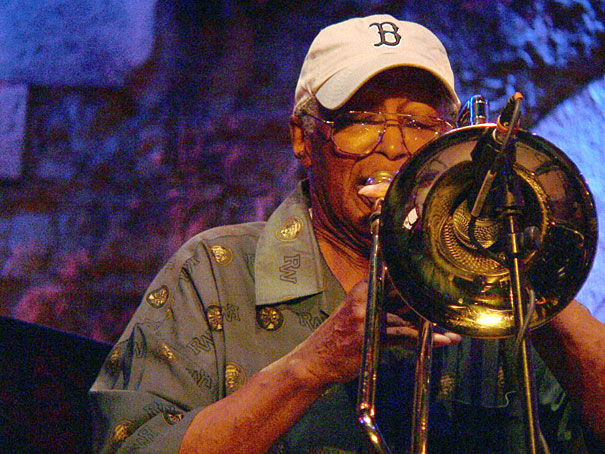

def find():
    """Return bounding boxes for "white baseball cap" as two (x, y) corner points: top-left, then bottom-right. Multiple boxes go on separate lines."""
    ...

(294, 15), (460, 112)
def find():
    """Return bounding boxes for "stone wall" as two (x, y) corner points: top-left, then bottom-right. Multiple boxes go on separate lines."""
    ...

(1, 0), (604, 343)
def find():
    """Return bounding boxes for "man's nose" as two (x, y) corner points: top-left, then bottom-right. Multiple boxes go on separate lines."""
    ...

(375, 120), (409, 160)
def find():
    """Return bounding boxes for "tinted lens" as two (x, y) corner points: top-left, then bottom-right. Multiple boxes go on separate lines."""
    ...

(403, 117), (444, 148)
(331, 112), (453, 156)
(332, 112), (383, 155)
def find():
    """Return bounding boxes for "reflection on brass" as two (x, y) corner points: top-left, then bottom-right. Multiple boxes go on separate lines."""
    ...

(452, 198), (501, 249)
(257, 306), (284, 331)
(367, 115), (597, 454)
(275, 216), (304, 241)
(225, 362), (247, 394)
(426, 163), (508, 277)
(112, 420), (132, 445)
(163, 411), (184, 425)
(207, 305), (224, 331)
(426, 161), (550, 278)
(381, 124), (597, 337)
(147, 286), (169, 309)
(211, 245), (233, 266)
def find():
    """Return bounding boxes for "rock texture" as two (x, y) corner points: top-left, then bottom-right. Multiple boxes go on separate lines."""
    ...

(0, 0), (604, 342)
(0, 0), (157, 85)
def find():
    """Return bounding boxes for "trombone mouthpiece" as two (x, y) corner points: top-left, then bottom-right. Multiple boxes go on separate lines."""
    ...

(360, 171), (395, 200)
(365, 170), (395, 186)
(363, 171), (395, 222)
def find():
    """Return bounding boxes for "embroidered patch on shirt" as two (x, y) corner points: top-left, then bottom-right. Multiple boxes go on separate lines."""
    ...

(438, 373), (455, 400)
(256, 306), (284, 331)
(146, 285), (169, 309)
(497, 365), (506, 393)
(112, 421), (133, 446)
(225, 362), (247, 393)
(207, 305), (224, 331)
(157, 342), (174, 361)
(210, 245), (234, 265)
(106, 345), (123, 376)
(163, 411), (184, 425)
(275, 216), (304, 241)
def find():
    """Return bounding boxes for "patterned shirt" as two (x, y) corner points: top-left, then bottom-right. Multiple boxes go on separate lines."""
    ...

(90, 181), (595, 454)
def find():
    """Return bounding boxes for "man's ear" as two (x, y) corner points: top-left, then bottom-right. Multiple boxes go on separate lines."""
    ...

(289, 115), (312, 168)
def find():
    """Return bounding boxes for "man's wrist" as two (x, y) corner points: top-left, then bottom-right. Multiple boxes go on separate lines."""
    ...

(277, 349), (333, 394)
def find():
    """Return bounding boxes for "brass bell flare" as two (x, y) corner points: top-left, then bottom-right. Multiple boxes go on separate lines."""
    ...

(380, 124), (598, 338)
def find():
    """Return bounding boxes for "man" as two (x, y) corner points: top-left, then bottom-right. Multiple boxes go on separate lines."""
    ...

(90, 15), (605, 453)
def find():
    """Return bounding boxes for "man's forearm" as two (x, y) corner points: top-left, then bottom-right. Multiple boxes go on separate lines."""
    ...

(532, 300), (605, 441)
(179, 351), (327, 454)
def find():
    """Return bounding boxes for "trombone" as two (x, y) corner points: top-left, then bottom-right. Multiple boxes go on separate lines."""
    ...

(356, 95), (598, 453)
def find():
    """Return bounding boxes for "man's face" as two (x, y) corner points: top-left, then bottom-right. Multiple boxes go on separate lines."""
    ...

(297, 69), (452, 253)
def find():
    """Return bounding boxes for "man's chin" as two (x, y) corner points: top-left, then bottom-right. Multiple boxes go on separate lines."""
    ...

(346, 218), (374, 254)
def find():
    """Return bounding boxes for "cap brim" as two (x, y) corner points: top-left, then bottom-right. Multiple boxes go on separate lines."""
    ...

(315, 53), (460, 111)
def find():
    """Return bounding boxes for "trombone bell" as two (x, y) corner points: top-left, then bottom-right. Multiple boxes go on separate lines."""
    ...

(380, 124), (597, 338)
(356, 111), (598, 453)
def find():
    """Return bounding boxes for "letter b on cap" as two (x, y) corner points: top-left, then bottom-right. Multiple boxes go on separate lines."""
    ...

(370, 22), (401, 47)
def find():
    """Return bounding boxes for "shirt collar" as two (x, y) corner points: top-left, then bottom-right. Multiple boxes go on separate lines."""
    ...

(254, 181), (328, 307)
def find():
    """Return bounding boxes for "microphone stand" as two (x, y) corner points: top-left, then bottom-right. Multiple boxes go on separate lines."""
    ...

(478, 97), (546, 452)
(499, 149), (542, 454)
(467, 92), (546, 453)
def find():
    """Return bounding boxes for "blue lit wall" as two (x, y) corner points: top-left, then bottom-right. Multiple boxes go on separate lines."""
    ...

(534, 75), (605, 321)
(0, 1), (604, 341)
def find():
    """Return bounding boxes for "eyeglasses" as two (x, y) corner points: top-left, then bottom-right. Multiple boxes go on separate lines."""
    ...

(303, 111), (454, 157)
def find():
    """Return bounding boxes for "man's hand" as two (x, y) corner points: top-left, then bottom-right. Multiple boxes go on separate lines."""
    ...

(288, 280), (461, 389)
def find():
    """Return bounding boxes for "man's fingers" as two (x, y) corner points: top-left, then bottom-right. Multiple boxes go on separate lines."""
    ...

(443, 331), (462, 344)
(385, 320), (462, 347)
(432, 332), (461, 346)
(386, 313), (415, 327)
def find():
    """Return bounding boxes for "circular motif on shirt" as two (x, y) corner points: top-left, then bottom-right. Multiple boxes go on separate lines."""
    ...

(497, 366), (506, 392)
(106, 346), (123, 376)
(225, 362), (247, 394)
(163, 411), (184, 425)
(112, 420), (132, 445)
(207, 305), (224, 331)
(146, 285), (169, 309)
(256, 306), (284, 331)
(275, 216), (304, 242)
(211, 245), (233, 265)
(157, 342), (174, 361)
(438, 373), (455, 400)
